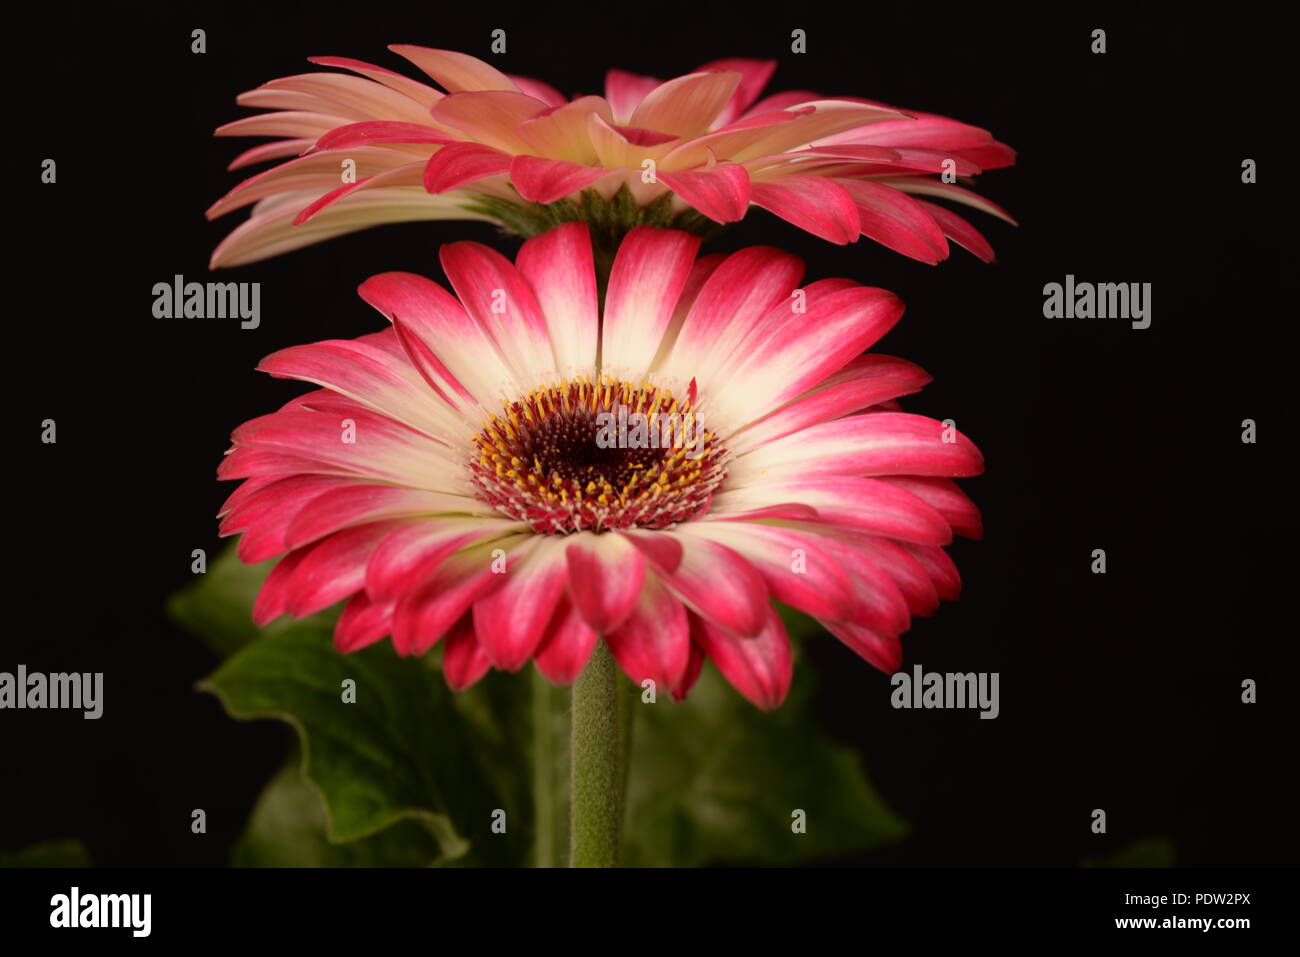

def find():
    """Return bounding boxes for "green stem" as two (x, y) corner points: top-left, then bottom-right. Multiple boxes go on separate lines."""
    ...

(532, 667), (559, 868)
(569, 639), (622, 867)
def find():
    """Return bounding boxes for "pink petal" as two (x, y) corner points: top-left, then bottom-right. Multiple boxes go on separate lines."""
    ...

(630, 71), (742, 139)
(691, 608), (793, 710)
(515, 222), (599, 378)
(334, 590), (395, 653)
(749, 175), (860, 244)
(604, 69), (661, 124)
(600, 227), (700, 378)
(822, 620), (902, 673)
(605, 577), (690, 690)
(534, 596), (599, 684)
(662, 534), (769, 637)
(431, 89), (550, 153)
(316, 121), (456, 150)
(835, 179), (949, 264)
(388, 45), (520, 93)
(914, 199), (996, 263)
(509, 155), (612, 204)
(694, 58), (777, 127)
(471, 538), (568, 670)
(729, 412), (984, 487)
(443, 614), (494, 690)
(392, 537), (530, 656)
(656, 163), (751, 223)
(565, 532), (646, 633)
(422, 142), (512, 193)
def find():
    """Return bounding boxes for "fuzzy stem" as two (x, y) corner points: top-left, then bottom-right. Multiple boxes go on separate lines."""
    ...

(569, 639), (622, 867)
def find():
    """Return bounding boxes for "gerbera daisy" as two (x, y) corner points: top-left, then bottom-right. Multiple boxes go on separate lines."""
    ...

(208, 47), (1015, 268)
(218, 222), (983, 710)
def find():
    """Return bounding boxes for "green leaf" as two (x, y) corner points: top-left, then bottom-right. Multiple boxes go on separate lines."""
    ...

(167, 546), (331, 658)
(232, 762), (443, 867)
(1083, 837), (1176, 868)
(0, 838), (92, 867)
(199, 621), (531, 866)
(625, 662), (908, 867)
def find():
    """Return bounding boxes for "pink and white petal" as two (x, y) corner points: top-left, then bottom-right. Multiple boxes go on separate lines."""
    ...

(388, 46), (521, 94)
(729, 100), (908, 161)
(210, 186), (487, 269)
(749, 175), (860, 244)
(315, 121), (456, 150)
(656, 164), (751, 223)
(880, 476), (982, 539)
(726, 354), (932, 453)
(694, 58), (777, 127)
(282, 519), (409, 618)
(284, 485), (487, 550)
(683, 520), (857, 621)
(422, 142), (513, 193)
(617, 528), (684, 574)
(516, 96), (612, 163)
(515, 222), (599, 379)
(647, 252), (728, 371)
(604, 69), (662, 124)
(660, 533), (769, 637)
(508, 74), (567, 108)
(605, 576), (690, 690)
(713, 476), (952, 544)
(600, 227), (700, 380)
(727, 412), (984, 486)
(366, 517), (525, 604)
(439, 241), (559, 384)
(510, 155), (612, 204)
(835, 179), (949, 264)
(308, 55), (445, 109)
(442, 614), (494, 690)
(207, 148), (407, 219)
(392, 535), (533, 656)
(258, 337), (461, 439)
(914, 199), (996, 263)
(293, 162), (429, 225)
(723, 286), (905, 417)
(534, 596), (598, 685)
(358, 269), (521, 406)
(431, 90), (549, 152)
(877, 176), (1017, 224)
(629, 71), (741, 139)
(227, 139), (316, 171)
(691, 608), (792, 710)
(215, 111), (356, 140)
(656, 245), (804, 396)
(257, 73), (434, 124)
(471, 537), (568, 670)
(564, 531), (647, 633)
(660, 108), (810, 170)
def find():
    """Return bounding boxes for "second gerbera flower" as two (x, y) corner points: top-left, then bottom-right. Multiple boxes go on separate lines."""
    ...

(219, 223), (983, 708)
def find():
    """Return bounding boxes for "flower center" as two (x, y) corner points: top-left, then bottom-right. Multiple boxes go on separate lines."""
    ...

(469, 375), (728, 534)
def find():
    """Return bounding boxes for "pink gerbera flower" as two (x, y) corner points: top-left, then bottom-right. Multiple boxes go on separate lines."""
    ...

(218, 223), (983, 709)
(208, 47), (1015, 268)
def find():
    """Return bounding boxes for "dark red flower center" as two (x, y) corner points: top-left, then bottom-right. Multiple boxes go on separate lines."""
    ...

(469, 376), (728, 534)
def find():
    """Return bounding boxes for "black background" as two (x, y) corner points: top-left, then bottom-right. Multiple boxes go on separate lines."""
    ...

(6, 4), (1294, 868)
